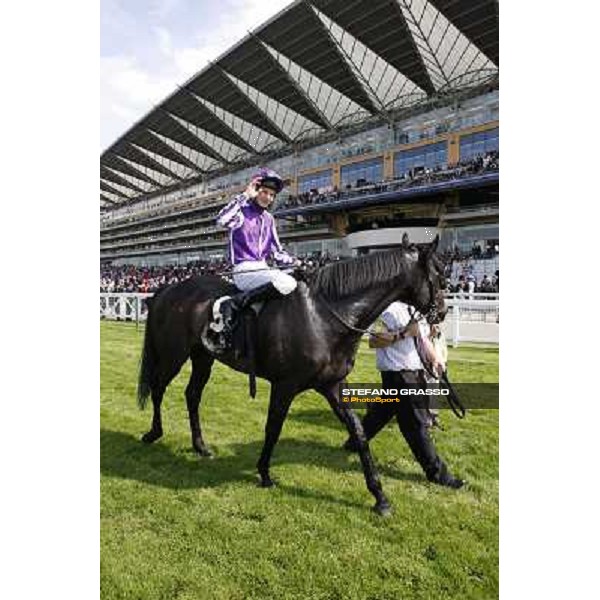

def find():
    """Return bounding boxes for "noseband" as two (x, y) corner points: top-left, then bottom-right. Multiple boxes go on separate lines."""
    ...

(412, 270), (442, 324)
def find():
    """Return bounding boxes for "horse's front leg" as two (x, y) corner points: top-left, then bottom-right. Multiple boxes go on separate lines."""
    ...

(256, 383), (296, 487)
(318, 381), (392, 516)
(186, 349), (215, 457)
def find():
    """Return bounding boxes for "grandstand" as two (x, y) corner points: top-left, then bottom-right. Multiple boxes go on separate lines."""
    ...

(100, 0), (499, 277)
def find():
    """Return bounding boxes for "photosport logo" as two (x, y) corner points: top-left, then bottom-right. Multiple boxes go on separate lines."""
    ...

(338, 382), (499, 409)
(341, 386), (450, 404)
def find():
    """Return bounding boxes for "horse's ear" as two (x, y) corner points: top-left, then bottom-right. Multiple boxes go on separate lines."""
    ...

(401, 232), (410, 249)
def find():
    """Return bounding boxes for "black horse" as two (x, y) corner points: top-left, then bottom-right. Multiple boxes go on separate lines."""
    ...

(136, 236), (447, 515)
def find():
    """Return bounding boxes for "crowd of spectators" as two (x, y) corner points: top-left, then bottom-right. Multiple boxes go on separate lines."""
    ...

(449, 272), (499, 296)
(101, 241), (499, 296)
(276, 151), (499, 211)
(100, 260), (230, 293)
(438, 239), (500, 296)
(443, 243), (499, 296)
(101, 243), (501, 294)
(441, 240), (499, 264)
(100, 254), (342, 293)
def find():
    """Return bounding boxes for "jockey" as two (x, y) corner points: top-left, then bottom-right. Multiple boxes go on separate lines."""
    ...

(214, 167), (299, 336)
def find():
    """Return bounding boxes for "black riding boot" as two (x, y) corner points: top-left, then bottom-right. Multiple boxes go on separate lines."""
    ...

(220, 282), (283, 335)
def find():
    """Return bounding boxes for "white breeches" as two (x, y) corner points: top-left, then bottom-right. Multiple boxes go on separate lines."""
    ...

(232, 261), (297, 295)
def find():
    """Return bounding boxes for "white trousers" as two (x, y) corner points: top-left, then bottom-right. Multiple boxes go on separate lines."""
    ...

(233, 261), (297, 295)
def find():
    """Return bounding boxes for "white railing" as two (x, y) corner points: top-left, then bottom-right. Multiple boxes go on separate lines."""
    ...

(444, 292), (499, 300)
(100, 293), (152, 323)
(100, 293), (499, 346)
(442, 298), (499, 346)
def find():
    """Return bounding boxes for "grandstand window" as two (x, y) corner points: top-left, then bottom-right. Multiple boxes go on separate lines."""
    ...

(394, 141), (447, 177)
(298, 170), (333, 193)
(299, 145), (338, 170)
(394, 130), (410, 145)
(459, 128), (499, 161)
(442, 224), (500, 252)
(340, 158), (384, 187)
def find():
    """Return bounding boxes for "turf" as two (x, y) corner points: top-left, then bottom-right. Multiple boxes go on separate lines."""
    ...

(101, 321), (498, 600)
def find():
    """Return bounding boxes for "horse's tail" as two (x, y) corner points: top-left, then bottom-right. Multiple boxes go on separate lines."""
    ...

(137, 295), (157, 410)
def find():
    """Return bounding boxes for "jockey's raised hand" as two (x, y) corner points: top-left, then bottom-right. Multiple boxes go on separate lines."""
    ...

(244, 176), (262, 200)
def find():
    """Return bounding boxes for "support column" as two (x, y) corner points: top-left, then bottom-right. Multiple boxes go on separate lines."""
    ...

(329, 212), (348, 237)
(452, 304), (460, 348)
(289, 175), (298, 196)
(383, 151), (394, 180)
(448, 134), (460, 166)
(332, 165), (341, 188)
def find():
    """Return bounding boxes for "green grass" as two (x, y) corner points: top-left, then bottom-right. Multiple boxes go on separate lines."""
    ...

(101, 321), (498, 600)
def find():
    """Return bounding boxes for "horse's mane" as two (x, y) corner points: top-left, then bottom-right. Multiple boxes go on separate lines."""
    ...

(309, 248), (417, 301)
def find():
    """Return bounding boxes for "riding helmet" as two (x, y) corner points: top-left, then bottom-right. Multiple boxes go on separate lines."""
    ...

(254, 167), (285, 194)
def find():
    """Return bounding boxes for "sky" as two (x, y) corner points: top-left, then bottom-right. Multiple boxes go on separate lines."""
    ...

(100, 0), (294, 152)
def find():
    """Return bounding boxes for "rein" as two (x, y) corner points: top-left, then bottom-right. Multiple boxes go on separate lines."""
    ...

(408, 306), (466, 420)
(212, 264), (378, 335)
(216, 266), (272, 277)
(316, 292), (385, 337)
(315, 268), (438, 339)
(217, 265), (317, 278)
(215, 262), (438, 340)
(317, 277), (465, 419)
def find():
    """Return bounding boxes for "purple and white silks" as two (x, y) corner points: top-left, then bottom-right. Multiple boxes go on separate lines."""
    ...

(216, 193), (298, 294)
(216, 193), (296, 267)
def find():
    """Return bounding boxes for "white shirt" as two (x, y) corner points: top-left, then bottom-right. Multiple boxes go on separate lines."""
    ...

(374, 301), (430, 372)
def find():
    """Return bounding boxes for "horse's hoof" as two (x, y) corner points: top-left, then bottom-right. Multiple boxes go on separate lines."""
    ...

(373, 502), (393, 517)
(141, 430), (162, 444)
(444, 478), (466, 490)
(195, 446), (214, 459)
(428, 475), (466, 489)
(258, 475), (276, 488)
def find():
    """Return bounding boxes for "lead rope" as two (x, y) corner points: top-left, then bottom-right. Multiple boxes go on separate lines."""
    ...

(409, 307), (466, 419)
(408, 307), (439, 380)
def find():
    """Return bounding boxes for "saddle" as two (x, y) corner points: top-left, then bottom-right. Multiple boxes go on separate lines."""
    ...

(200, 288), (264, 398)
(202, 286), (263, 349)
(200, 275), (309, 398)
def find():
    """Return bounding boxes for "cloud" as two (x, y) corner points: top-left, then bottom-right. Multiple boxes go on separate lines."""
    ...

(101, 0), (293, 150)
(154, 26), (173, 58)
(101, 55), (181, 150)
(109, 102), (138, 121)
(150, 0), (182, 20)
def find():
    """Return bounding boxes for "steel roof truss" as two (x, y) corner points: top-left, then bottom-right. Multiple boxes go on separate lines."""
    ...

(132, 129), (205, 173)
(100, 167), (146, 194)
(118, 143), (184, 181)
(100, 179), (132, 199)
(104, 153), (162, 186)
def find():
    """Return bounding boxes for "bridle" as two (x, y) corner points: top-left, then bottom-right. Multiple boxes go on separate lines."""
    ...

(417, 269), (444, 325)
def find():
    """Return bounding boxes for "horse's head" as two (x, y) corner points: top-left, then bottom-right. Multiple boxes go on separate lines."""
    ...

(403, 234), (448, 324)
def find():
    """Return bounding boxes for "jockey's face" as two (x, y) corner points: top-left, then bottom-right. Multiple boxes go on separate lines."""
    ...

(255, 186), (276, 209)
